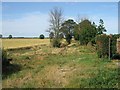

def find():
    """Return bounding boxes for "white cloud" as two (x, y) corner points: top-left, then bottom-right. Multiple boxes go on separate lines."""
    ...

(3, 12), (50, 37)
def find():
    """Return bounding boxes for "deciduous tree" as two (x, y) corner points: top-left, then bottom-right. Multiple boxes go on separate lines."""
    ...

(49, 7), (63, 47)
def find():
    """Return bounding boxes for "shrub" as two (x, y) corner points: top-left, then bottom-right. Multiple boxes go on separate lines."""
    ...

(96, 34), (120, 59)
(110, 35), (117, 57)
(66, 34), (72, 44)
(112, 53), (120, 59)
(39, 34), (45, 39)
(96, 34), (109, 58)
(79, 20), (97, 45)
(87, 69), (118, 88)
(52, 38), (61, 48)
(1, 48), (11, 67)
(59, 33), (64, 39)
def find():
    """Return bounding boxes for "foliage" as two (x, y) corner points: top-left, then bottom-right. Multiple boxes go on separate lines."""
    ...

(96, 34), (120, 59)
(97, 19), (107, 35)
(79, 19), (97, 45)
(49, 32), (54, 39)
(48, 7), (63, 47)
(80, 68), (118, 88)
(110, 35), (117, 56)
(2, 48), (12, 70)
(0, 34), (2, 38)
(112, 53), (120, 59)
(52, 38), (61, 48)
(39, 34), (45, 39)
(74, 24), (80, 40)
(59, 33), (64, 39)
(65, 33), (72, 44)
(96, 34), (110, 58)
(8, 35), (12, 39)
(110, 34), (120, 59)
(60, 19), (76, 44)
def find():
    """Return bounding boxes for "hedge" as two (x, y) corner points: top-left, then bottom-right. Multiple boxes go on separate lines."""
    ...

(96, 34), (120, 59)
(96, 34), (109, 58)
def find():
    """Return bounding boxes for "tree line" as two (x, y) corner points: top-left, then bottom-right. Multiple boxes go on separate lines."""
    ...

(48, 7), (106, 47)
(0, 34), (45, 39)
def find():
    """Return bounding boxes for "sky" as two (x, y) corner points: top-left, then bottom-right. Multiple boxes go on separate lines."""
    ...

(1, 2), (118, 37)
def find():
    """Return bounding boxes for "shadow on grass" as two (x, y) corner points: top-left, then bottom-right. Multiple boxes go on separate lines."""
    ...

(2, 64), (22, 79)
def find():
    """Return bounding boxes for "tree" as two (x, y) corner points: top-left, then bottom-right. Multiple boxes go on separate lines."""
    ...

(0, 34), (2, 38)
(59, 32), (64, 39)
(39, 34), (45, 39)
(79, 19), (97, 45)
(97, 19), (107, 35)
(49, 32), (54, 39)
(48, 7), (63, 47)
(8, 35), (12, 39)
(60, 19), (76, 44)
(74, 24), (80, 41)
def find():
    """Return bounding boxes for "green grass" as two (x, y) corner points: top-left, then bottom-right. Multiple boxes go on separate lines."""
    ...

(2, 43), (119, 88)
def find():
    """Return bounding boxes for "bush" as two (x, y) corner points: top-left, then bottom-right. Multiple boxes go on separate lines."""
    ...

(79, 19), (97, 45)
(39, 34), (45, 39)
(96, 34), (120, 59)
(2, 49), (10, 66)
(87, 69), (118, 88)
(110, 35), (117, 57)
(96, 34), (109, 58)
(66, 34), (72, 44)
(52, 38), (61, 48)
(112, 53), (120, 59)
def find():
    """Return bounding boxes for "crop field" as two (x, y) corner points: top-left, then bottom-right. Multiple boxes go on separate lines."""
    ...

(2, 39), (119, 88)
(2, 39), (50, 49)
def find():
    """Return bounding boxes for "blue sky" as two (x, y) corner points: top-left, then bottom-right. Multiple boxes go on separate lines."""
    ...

(2, 2), (118, 37)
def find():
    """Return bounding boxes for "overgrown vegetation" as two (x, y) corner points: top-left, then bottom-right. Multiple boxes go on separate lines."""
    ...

(2, 42), (119, 88)
(96, 34), (110, 58)
(2, 48), (10, 67)
(96, 34), (120, 59)
(2, 6), (119, 89)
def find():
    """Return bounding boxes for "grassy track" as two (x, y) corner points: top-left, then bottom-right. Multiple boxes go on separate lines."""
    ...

(2, 40), (119, 88)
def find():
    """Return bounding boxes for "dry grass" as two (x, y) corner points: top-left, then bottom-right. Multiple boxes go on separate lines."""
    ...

(2, 39), (50, 49)
(2, 40), (119, 88)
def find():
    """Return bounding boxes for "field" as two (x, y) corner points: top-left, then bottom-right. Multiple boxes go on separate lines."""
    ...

(2, 39), (50, 49)
(2, 39), (119, 88)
